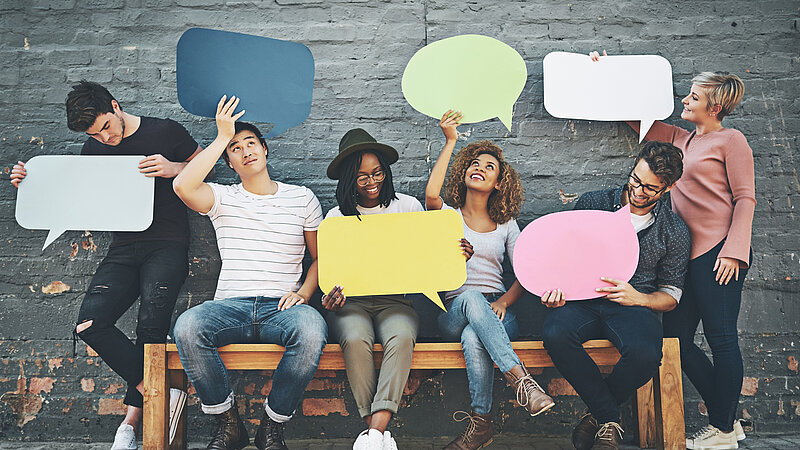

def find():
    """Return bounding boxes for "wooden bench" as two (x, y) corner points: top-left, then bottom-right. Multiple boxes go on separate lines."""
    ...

(143, 338), (685, 450)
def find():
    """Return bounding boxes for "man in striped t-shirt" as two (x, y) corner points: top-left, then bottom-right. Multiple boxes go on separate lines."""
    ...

(172, 96), (326, 450)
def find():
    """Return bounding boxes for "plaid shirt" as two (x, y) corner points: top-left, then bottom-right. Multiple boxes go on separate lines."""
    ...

(574, 186), (691, 299)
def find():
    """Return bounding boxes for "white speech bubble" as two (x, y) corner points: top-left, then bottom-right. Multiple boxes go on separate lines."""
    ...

(543, 52), (674, 142)
(15, 155), (154, 250)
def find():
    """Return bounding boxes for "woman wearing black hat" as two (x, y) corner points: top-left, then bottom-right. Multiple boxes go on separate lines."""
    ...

(322, 128), (424, 450)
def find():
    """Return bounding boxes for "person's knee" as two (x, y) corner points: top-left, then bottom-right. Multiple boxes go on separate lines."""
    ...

(75, 320), (93, 334)
(287, 307), (327, 351)
(625, 342), (662, 371)
(383, 329), (416, 352)
(173, 309), (205, 346)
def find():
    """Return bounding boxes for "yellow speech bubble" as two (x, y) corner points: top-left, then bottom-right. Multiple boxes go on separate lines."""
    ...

(401, 34), (527, 131)
(318, 210), (467, 311)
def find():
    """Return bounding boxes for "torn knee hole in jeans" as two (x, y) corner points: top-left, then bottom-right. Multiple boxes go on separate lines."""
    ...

(89, 284), (110, 295)
(76, 319), (93, 334)
(148, 282), (171, 308)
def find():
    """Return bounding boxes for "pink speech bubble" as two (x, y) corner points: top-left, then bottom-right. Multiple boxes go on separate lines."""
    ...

(513, 205), (639, 300)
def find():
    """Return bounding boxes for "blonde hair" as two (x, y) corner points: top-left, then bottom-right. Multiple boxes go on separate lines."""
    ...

(691, 72), (745, 120)
(442, 140), (523, 224)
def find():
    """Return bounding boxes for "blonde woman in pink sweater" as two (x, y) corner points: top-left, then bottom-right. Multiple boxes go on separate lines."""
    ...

(591, 51), (756, 450)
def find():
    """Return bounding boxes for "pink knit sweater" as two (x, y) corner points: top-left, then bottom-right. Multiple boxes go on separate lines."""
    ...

(630, 121), (756, 267)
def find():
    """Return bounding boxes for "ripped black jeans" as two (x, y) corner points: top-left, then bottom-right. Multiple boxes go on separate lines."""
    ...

(77, 241), (188, 408)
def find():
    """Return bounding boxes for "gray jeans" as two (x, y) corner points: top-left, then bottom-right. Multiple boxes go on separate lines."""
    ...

(328, 295), (419, 417)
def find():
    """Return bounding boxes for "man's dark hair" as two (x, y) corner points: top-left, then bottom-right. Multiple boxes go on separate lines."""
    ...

(65, 81), (116, 132)
(222, 122), (268, 166)
(633, 141), (684, 187)
(335, 150), (397, 217)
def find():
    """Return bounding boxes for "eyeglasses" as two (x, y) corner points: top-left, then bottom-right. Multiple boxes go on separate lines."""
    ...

(356, 170), (385, 187)
(628, 171), (666, 196)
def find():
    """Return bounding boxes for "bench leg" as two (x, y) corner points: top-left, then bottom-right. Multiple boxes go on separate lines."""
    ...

(143, 343), (169, 450)
(168, 369), (188, 450)
(653, 338), (685, 450)
(634, 378), (657, 448)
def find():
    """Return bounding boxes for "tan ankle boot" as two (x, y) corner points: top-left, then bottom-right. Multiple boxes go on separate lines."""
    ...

(503, 363), (555, 416)
(443, 411), (494, 450)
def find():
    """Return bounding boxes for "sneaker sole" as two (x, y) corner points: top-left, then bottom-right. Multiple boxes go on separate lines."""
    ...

(479, 438), (493, 449)
(529, 400), (556, 417)
(168, 389), (187, 444)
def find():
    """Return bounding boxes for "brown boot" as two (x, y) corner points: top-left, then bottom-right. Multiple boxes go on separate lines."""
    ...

(206, 405), (249, 450)
(590, 422), (623, 450)
(572, 413), (600, 450)
(502, 363), (555, 416)
(443, 411), (494, 450)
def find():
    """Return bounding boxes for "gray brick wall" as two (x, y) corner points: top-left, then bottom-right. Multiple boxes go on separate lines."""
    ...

(1, 0), (798, 442)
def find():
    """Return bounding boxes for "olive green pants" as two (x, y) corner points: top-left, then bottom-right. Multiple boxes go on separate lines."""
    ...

(327, 295), (419, 417)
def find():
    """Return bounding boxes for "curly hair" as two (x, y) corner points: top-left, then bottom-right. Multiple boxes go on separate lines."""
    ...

(442, 140), (523, 224)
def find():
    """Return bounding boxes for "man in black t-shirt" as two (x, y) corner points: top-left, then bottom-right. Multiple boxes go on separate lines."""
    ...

(10, 81), (201, 449)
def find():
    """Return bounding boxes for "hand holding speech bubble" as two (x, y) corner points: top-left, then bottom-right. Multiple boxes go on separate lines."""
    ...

(543, 51), (674, 142)
(513, 205), (640, 300)
(177, 28), (314, 138)
(402, 35), (527, 131)
(318, 210), (467, 311)
(15, 156), (154, 250)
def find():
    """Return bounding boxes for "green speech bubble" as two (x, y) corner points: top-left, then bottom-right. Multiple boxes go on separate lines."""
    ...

(402, 34), (527, 131)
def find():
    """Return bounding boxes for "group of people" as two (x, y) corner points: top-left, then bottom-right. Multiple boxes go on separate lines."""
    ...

(10, 52), (754, 450)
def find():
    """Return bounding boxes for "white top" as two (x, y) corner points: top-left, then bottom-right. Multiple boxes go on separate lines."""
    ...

(202, 181), (323, 300)
(630, 211), (655, 233)
(325, 192), (424, 217)
(443, 206), (521, 300)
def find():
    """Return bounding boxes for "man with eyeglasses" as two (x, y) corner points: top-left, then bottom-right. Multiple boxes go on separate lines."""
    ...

(540, 140), (691, 450)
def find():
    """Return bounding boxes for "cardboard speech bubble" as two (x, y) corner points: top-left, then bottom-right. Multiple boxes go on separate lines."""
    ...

(543, 51), (674, 142)
(15, 156), (154, 250)
(513, 205), (640, 300)
(318, 210), (467, 311)
(176, 28), (314, 138)
(402, 34), (527, 131)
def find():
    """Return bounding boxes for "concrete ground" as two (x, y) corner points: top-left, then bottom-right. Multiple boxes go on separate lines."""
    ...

(2, 435), (800, 450)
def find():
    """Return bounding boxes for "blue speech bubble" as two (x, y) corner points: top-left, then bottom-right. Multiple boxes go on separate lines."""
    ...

(177, 28), (314, 138)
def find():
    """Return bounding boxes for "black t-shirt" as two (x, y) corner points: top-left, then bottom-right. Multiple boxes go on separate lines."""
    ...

(81, 117), (198, 246)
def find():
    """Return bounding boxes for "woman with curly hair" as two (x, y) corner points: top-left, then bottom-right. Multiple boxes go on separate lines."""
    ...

(425, 110), (554, 450)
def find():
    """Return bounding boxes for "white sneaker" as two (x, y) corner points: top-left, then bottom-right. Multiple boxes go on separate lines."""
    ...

(168, 388), (187, 444)
(733, 419), (746, 441)
(110, 423), (137, 450)
(353, 429), (384, 450)
(686, 424), (738, 449)
(382, 430), (398, 450)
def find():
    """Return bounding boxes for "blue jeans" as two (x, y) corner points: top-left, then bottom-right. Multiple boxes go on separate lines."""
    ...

(663, 240), (750, 431)
(438, 290), (520, 415)
(543, 299), (663, 424)
(174, 297), (327, 419)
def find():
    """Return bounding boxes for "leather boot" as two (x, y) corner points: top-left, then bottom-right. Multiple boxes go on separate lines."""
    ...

(572, 413), (600, 450)
(591, 422), (623, 450)
(443, 411), (494, 450)
(502, 363), (555, 416)
(254, 411), (289, 450)
(207, 405), (249, 450)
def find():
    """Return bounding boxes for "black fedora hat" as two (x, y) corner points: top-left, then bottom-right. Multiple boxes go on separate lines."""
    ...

(326, 128), (399, 179)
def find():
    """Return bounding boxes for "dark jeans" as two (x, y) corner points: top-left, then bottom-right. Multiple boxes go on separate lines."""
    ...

(76, 240), (188, 408)
(543, 299), (663, 424)
(663, 240), (749, 431)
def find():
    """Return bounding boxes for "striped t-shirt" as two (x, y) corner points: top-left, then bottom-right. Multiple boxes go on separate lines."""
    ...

(202, 181), (323, 300)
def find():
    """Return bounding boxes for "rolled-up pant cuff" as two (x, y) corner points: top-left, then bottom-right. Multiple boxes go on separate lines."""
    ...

(201, 391), (234, 415)
(265, 398), (293, 423)
(371, 400), (399, 416)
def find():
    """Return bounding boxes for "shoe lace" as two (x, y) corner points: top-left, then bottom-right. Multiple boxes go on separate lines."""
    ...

(514, 373), (544, 407)
(595, 422), (623, 442)
(689, 425), (717, 440)
(452, 410), (480, 444)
